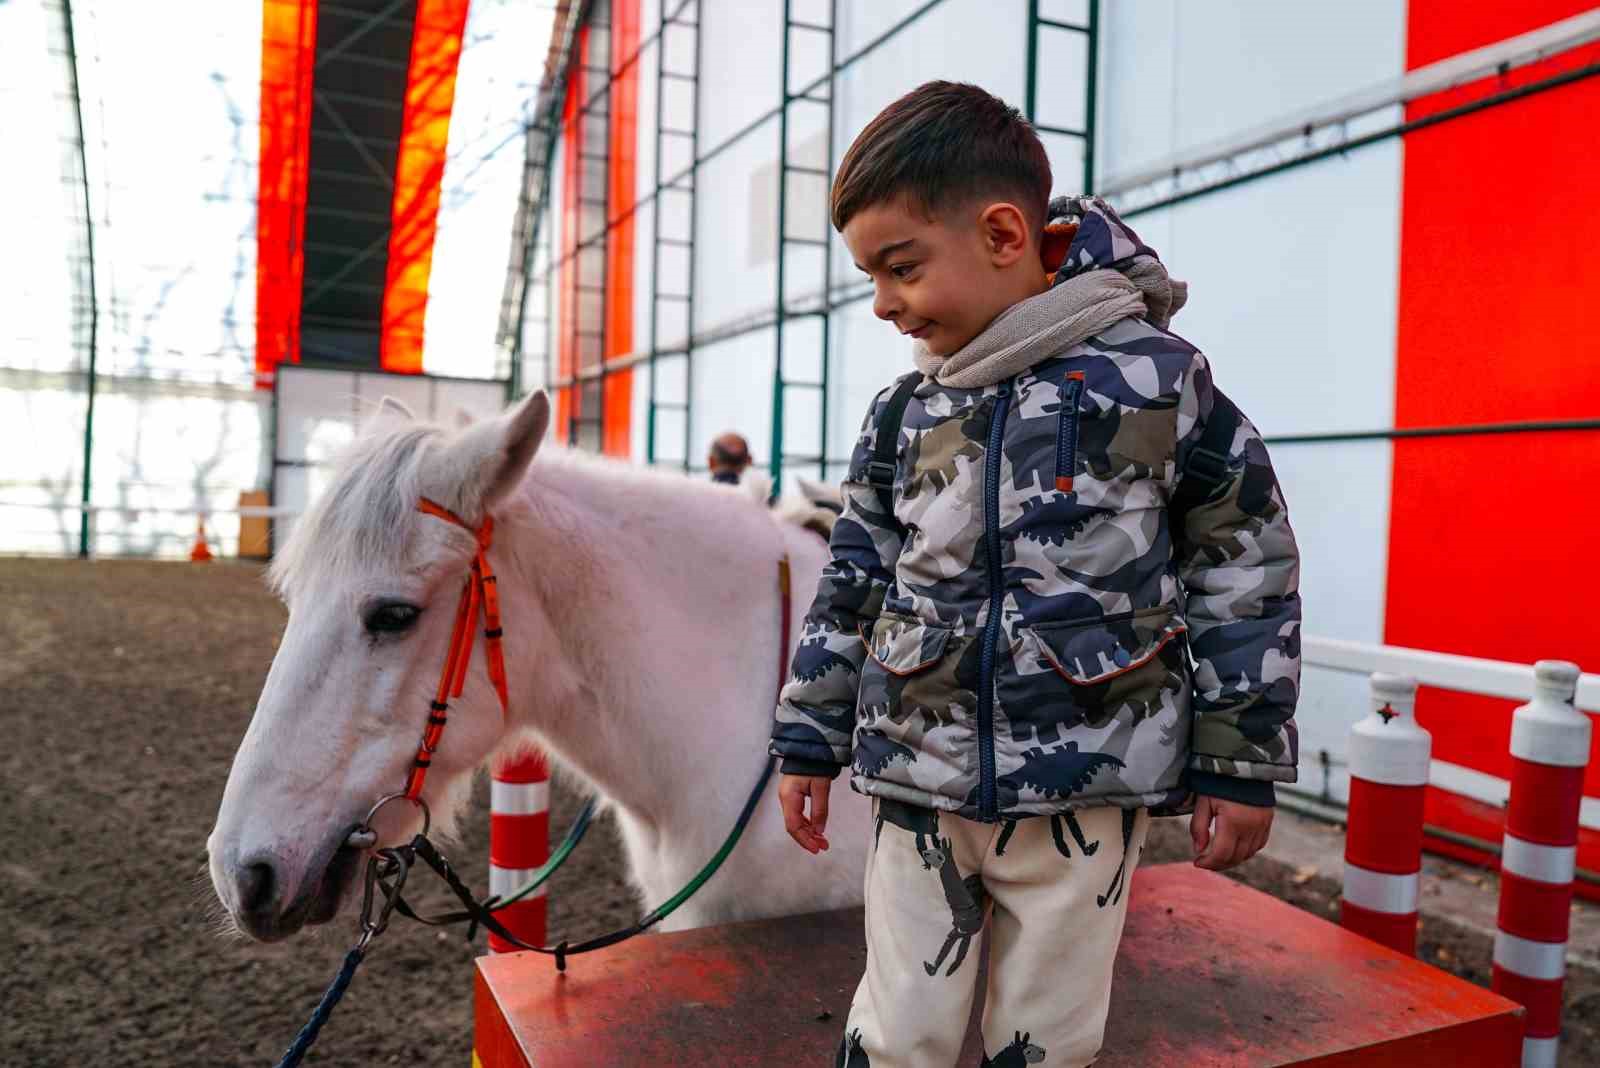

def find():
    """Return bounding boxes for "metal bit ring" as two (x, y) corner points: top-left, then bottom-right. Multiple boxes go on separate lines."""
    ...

(347, 791), (432, 848)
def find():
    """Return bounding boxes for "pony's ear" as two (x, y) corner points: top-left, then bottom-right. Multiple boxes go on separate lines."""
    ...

(482, 391), (550, 506)
(434, 391), (550, 516)
(378, 395), (414, 420)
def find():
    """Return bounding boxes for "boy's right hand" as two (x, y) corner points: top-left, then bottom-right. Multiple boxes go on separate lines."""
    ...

(778, 773), (832, 854)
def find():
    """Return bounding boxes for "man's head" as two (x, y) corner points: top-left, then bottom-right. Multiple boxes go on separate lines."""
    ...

(832, 81), (1053, 356)
(708, 431), (752, 484)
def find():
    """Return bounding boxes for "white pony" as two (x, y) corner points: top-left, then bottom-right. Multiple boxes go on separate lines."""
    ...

(208, 391), (869, 942)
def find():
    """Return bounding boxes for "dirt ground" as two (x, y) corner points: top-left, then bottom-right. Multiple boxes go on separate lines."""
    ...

(0, 558), (636, 1066)
(2, 557), (1595, 1065)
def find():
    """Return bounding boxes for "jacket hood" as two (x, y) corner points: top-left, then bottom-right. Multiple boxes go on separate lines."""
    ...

(911, 195), (1188, 389)
(1048, 194), (1187, 328)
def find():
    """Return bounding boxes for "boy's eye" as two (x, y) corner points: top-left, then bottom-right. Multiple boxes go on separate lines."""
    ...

(889, 264), (916, 280)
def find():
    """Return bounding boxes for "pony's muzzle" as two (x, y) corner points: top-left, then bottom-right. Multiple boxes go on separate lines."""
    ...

(232, 851), (285, 939)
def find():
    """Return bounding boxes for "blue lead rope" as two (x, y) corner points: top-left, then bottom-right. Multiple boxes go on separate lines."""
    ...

(275, 946), (366, 1068)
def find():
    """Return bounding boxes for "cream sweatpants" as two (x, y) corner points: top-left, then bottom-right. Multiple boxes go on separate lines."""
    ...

(837, 799), (1150, 1068)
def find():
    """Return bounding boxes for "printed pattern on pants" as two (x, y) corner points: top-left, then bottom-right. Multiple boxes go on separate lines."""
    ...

(839, 800), (1150, 1068)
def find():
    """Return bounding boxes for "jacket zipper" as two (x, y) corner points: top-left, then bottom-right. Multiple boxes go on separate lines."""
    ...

(1056, 372), (1084, 492)
(977, 381), (1013, 821)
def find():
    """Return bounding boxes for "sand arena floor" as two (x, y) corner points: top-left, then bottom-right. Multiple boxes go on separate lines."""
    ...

(0, 558), (636, 1066)
(3, 557), (1595, 1064)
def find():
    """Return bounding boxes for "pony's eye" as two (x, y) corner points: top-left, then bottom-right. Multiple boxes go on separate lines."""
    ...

(364, 602), (421, 635)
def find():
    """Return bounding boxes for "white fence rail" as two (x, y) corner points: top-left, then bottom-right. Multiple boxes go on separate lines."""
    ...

(0, 500), (302, 559)
(1302, 635), (1600, 832)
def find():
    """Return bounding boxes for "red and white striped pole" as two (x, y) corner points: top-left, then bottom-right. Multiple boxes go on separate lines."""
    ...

(1494, 660), (1589, 1068)
(1342, 672), (1430, 956)
(489, 749), (550, 953)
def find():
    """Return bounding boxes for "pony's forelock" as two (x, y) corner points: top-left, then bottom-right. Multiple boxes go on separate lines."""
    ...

(269, 422), (443, 599)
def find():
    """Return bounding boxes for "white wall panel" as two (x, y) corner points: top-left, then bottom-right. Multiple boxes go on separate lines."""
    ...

(1129, 136), (1403, 439)
(829, 0), (1032, 292)
(833, 0), (1028, 162)
(1271, 437), (1394, 806)
(1095, 0), (1179, 187)
(699, 0), (782, 154)
(631, 366), (653, 463)
(826, 296), (916, 465)
(692, 116), (781, 332)
(690, 325), (776, 474)
(430, 378), (509, 422)
(1097, 0), (1406, 186)
(544, 136), (568, 393)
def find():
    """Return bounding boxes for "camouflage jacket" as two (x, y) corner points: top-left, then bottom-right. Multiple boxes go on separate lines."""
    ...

(770, 218), (1302, 821)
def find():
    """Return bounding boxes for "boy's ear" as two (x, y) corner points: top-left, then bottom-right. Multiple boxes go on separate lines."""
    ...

(978, 202), (1032, 268)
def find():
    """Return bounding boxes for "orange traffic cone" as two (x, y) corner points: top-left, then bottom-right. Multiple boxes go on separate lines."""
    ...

(190, 518), (214, 563)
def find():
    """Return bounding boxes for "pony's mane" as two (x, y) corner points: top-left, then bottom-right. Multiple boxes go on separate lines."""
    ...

(269, 421), (442, 598)
(268, 414), (827, 599)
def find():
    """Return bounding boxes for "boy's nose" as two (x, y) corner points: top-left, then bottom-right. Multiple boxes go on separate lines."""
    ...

(872, 288), (901, 323)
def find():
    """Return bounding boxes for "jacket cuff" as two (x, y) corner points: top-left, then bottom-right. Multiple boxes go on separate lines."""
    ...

(1187, 769), (1275, 807)
(779, 757), (844, 779)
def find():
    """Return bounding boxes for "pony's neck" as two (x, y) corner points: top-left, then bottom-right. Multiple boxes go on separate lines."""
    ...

(491, 449), (781, 841)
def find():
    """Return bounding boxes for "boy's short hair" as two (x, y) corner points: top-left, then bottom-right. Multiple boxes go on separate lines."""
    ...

(830, 81), (1051, 234)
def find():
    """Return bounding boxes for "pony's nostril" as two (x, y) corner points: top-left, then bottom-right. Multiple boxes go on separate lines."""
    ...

(235, 858), (278, 917)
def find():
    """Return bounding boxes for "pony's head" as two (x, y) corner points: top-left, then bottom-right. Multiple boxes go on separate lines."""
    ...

(208, 391), (549, 941)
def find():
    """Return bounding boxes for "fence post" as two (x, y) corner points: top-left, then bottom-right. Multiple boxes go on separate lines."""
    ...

(1494, 660), (1589, 1067)
(489, 749), (550, 953)
(1342, 672), (1430, 955)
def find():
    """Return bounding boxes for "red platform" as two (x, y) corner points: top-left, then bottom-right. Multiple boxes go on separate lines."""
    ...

(474, 864), (1524, 1066)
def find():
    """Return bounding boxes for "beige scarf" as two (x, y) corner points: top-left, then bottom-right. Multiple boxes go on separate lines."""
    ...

(912, 256), (1188, 389)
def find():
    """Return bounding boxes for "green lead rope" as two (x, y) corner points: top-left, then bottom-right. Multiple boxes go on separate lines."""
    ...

(490, 796), (598, 909)
(396, 756), (778, 969)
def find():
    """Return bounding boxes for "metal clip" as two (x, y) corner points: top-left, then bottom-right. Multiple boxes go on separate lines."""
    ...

(356, 847), (411, 951)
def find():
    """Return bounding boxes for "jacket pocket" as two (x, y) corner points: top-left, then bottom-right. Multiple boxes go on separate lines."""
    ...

(1001, 606), (1189, 733)
(861, 611), (952, 675)
(1055, 371), (1085, 493)
(1032, 606), (1187, 686)
(856, 613), (977, 789)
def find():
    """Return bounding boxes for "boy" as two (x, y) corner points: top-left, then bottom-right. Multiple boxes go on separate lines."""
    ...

(770, 82), (1301, 1067)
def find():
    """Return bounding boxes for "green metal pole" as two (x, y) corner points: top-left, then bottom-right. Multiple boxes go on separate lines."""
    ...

(1024, 0), (1039, 123)
(818, 0), (837, 482)
(770, 0), (793, 489)
(63, 0), (98, 559)
(1084, 0), (1099, 193)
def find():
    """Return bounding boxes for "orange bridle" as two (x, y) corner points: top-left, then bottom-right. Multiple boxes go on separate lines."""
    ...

(398, 498), (794, 808)
(403, 497), (510, 800)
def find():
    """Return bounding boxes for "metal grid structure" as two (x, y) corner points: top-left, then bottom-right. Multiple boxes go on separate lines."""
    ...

(644, 0), (701, 466)
(502, 0), (1600, 488)
(509, 0), (1107, 488)
(8, 0), (544, 560)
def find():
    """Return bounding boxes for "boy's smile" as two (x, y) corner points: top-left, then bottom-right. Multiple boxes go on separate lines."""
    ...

(842, 195), (1048, 358)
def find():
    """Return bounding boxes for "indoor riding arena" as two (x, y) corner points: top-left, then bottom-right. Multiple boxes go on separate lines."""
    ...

(4, 2), (1598, 1066)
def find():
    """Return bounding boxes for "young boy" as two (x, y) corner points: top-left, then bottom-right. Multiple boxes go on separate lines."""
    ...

(770, 82), (1301, 1067)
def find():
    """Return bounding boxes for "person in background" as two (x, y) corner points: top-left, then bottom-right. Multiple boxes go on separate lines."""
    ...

(708, 431), (753, 484)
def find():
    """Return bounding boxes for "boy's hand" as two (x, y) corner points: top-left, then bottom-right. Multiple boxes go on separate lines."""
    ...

(778, 773), (832, 854)
(1190, 794), (1273, 871)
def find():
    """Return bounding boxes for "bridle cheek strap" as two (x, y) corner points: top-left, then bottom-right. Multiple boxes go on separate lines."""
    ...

(405, 497), (511, 800)
(402, 497), (793, 807)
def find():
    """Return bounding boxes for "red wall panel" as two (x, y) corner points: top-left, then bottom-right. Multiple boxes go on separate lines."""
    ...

(380, 0), (471, 375)
(556, 29), (588, 439)
(602, 0), (640, 458)
(1405, 0), (1597, 70)
(255, 0), (318, 390)
(1389, 3), (1600, 863)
